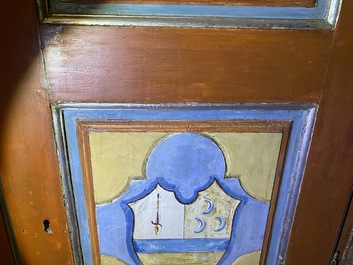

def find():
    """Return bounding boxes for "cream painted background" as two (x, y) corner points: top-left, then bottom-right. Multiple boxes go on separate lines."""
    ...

(89, 132), (282, 204)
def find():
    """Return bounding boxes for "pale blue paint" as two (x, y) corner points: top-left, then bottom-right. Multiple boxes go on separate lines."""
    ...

(146, 133), (226, 203)
(214, 216), (227, 232)
(57, 103), (317, 265)
(63, 114), (94, 265)
(194, 217), (206, 233)
(117, 132), (260, 262)
(96, 174), (261, 264)
(134, 238), (229, 253)
(202, 199), (214, 215)
(50, 0), (323, 18)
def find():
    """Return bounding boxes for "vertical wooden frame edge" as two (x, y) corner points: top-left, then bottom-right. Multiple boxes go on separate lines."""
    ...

(51, 104), (84, 265)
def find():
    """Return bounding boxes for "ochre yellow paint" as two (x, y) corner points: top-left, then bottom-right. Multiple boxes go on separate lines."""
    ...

(89, 132), (168, 204)
(232, 251), (261, 265)
(100, 252), (260, 265)
(90, 132), (281, 204)
(210, 133), (282, 202)
(101, 255), (127, 265)
(137, 252), (225, 265)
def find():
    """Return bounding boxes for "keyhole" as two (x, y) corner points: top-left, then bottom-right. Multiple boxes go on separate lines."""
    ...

(43, 219), (52, 234)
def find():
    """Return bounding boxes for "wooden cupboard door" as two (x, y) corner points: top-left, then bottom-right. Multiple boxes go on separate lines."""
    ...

(1, 0), (353, 264)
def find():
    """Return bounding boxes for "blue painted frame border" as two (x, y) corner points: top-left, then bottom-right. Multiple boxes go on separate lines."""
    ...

(42, 0), (341, 29)
(52, 103), (317, 265)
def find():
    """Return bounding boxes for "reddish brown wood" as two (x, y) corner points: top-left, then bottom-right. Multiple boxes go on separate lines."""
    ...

(61, 0), (316, 7)
(77, 120), (290, 133)
(0, 1), (74, 265)
(1, 0), (350, 263)
(78, 124), (101, 265)
(42, 26), (333, 104)
(285, 0), (353, 263)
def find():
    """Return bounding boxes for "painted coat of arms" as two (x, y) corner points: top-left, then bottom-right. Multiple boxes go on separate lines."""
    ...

(128, 132), (241, 264)
(57, 104), (316, 265)
(96, 132), (272, 265)
(129, 183), (240, 264)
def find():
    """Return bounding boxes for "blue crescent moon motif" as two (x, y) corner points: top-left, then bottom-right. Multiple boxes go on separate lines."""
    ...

(202, 199), (214, 215)
(194, 217), (205, 233)
(214, 216), (226, 232)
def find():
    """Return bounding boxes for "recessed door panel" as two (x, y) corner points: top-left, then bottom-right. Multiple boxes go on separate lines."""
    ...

(54, 104), (316, 264)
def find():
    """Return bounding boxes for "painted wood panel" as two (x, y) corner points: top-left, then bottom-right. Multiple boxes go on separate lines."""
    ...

(1, 0), (352, 265)
(53, 103), (316, 265)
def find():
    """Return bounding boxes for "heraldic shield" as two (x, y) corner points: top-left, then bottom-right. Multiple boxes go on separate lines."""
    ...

(129, 183), (240, 264)
(128, 132), (241, 264)
(96, 132), (271, 264)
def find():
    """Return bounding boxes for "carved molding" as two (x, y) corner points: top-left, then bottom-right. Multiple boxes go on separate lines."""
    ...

(37, 0), (342, 29)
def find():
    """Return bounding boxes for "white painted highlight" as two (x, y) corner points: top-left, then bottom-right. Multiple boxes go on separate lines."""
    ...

(129, 185), (184, 239)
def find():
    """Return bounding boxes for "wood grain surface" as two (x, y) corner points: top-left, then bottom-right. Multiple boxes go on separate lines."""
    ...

(286, 0), (353, 263)
(42, 26), (333, 104)
(1, 0), (352, 264)
(0, 1), (74, 264)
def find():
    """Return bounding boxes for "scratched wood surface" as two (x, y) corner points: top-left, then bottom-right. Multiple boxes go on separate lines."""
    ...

(42, 26), (333, 104)
(61, 0), (316, 7)
(286, 0), (353, 263)
(1, 0), (353, 264)
(0, 1), (74, 265)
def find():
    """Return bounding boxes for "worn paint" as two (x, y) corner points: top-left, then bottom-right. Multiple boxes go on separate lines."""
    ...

(138, 252), (225, 264)
(97, 132), (267, 264)
(211, 133), (282, 202)
(89, 132), (168, 204)
(101, 255), (127, 265)
(90, 132), (281, 203)
(232, 251), (261, 265)
(58, 103), (316, 265)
